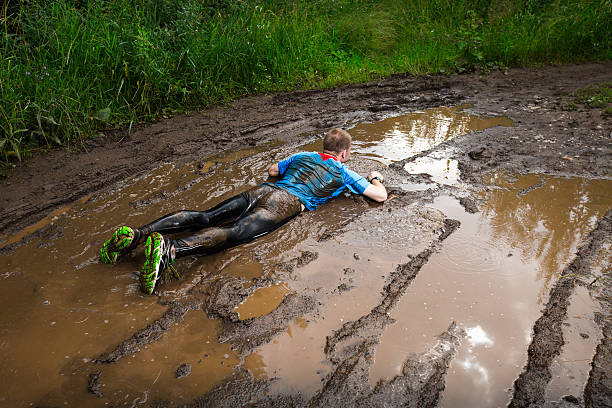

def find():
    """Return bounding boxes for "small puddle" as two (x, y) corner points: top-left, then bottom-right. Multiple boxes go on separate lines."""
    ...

(545, 285), (602, 403)
(235, 283), (291, 320)
(404, 155), (460, 185)
(349, 104), (512, 164)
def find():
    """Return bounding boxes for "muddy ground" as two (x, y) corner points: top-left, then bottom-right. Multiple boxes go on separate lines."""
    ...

(3, 63), (610, 238)
(0, 62), (611, 407)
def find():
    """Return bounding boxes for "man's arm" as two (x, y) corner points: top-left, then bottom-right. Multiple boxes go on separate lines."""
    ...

(362, 170), (387, 202)
(268, 163), (280, 177)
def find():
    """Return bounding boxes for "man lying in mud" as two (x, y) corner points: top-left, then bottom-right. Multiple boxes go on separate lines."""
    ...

(98, 128), (387, 294)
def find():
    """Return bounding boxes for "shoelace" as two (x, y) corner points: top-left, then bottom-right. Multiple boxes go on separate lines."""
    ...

(169, 264), (180, 279)
(160, 250), (181, 280)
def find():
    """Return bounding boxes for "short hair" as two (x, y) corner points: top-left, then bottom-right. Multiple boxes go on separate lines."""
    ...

(323, 128), (352, 153)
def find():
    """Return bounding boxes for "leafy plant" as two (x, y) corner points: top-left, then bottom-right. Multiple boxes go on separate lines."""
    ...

(1, 0), (611, 166)
(456, 10), (485, 71)
(564, 83), (612, 113)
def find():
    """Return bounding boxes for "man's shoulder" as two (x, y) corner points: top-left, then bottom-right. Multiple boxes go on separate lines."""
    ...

(289, 151), (328, 163)
(285, 151), (316, 160)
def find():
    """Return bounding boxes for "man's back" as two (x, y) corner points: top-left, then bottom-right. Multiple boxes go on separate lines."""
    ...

(271, 152), (369, 210)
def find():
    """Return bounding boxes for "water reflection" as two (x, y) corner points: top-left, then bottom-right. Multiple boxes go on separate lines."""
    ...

(458, 357), (490, 385)
(459, 326), (494, 393)
(404, 157), (460, 185)
(372, 174), (612, 408)
(481, 173), (612, 300)
(546, 285), (602, 401)
(349, 105), (512, 164)
(466, 326), (494, 348)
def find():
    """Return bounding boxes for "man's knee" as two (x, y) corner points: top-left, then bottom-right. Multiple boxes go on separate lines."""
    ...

(173, 210), (208, 228)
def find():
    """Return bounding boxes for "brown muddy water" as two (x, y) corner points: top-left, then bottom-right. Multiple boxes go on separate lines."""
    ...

(0, 106), (609, 407)
(371, 174), (611, 407)
(349, 104), (512, 165)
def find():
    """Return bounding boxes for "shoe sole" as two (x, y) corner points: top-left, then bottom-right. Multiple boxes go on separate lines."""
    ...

(140, 233), (165, 295)
(99, 226), (134, 264)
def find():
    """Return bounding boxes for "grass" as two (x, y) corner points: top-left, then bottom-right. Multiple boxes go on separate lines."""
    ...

(562, 82), (612, 115)
(1, 0), (611, 165)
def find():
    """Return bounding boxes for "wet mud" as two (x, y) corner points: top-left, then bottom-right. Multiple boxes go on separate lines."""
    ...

(215, 292), (317, 356)
(324, 218), (460, 363)
(509, 211), (612, 408)
(580, 212), (612, 408)
(96, 300), (202, 364)
(585, 321), (612, 408)
(1, 63), (611, 407)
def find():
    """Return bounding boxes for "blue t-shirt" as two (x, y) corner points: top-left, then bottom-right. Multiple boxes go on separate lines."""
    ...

(268, 152), (370, 210)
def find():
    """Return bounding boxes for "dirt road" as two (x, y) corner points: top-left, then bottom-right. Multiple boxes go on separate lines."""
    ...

(0, 63), (610, 407)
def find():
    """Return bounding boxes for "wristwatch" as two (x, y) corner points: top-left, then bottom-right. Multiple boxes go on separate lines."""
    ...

(369, 176), (384, 184)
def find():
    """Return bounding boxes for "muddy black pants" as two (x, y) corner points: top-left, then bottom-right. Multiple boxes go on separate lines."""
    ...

(138, 184), (302, 258)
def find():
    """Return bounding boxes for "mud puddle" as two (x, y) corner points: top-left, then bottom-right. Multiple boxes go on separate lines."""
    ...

(0, 143), (288, 405)
(235, 283), (291, 320)
(3, 104), (603, 407)
(349, 104), (511, 189)
(544, 285), (602, 404)
(0, 133), (381, 405)
(244, 211), (443, 396)
(369, 174), (612, 408)
(349, 104), (512, 165)
(0, 106), (513, 406)
(231, 106), (514, 397)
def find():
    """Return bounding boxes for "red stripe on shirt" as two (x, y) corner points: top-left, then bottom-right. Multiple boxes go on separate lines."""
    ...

(319, 153), (338, 161)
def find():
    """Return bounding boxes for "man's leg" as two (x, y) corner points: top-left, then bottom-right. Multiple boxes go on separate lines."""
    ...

(139, 184), (274, 236)
(139, 187), (301, 294)
(99, 185), (274, 264)
(172, 188), (302, 258)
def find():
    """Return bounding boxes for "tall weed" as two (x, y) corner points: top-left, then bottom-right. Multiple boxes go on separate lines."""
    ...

(1, 0), (610, 163)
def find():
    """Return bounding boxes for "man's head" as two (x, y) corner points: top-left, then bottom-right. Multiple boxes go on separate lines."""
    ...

(323, 128), (352, 163)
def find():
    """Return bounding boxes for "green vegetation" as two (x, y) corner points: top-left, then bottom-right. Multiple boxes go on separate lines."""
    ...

(2, 0), (611, 163)
(561, 82), (612, 113)
(564, 82), (612, 115)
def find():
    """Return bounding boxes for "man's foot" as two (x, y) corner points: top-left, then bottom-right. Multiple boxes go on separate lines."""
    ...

(99, 226), (137, 264)
(140, 232), (175, 295)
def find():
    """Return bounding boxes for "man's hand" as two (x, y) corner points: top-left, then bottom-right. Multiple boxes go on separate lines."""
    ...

(268, 163), (280, 177)
(367, 170), (385, 184)
(363, 170), (387, 202)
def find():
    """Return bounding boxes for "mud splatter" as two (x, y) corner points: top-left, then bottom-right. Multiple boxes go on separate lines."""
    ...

(87, 370), (103, 398)
(175, 363), (192, 379)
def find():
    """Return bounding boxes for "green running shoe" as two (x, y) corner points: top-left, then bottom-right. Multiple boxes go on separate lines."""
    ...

(99, 226), (136, 264)
(140, 232), (175, 295)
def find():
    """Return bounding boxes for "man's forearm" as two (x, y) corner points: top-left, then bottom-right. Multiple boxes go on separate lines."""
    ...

(363, 180), (387, 202)
(362, 170), (387, 202)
